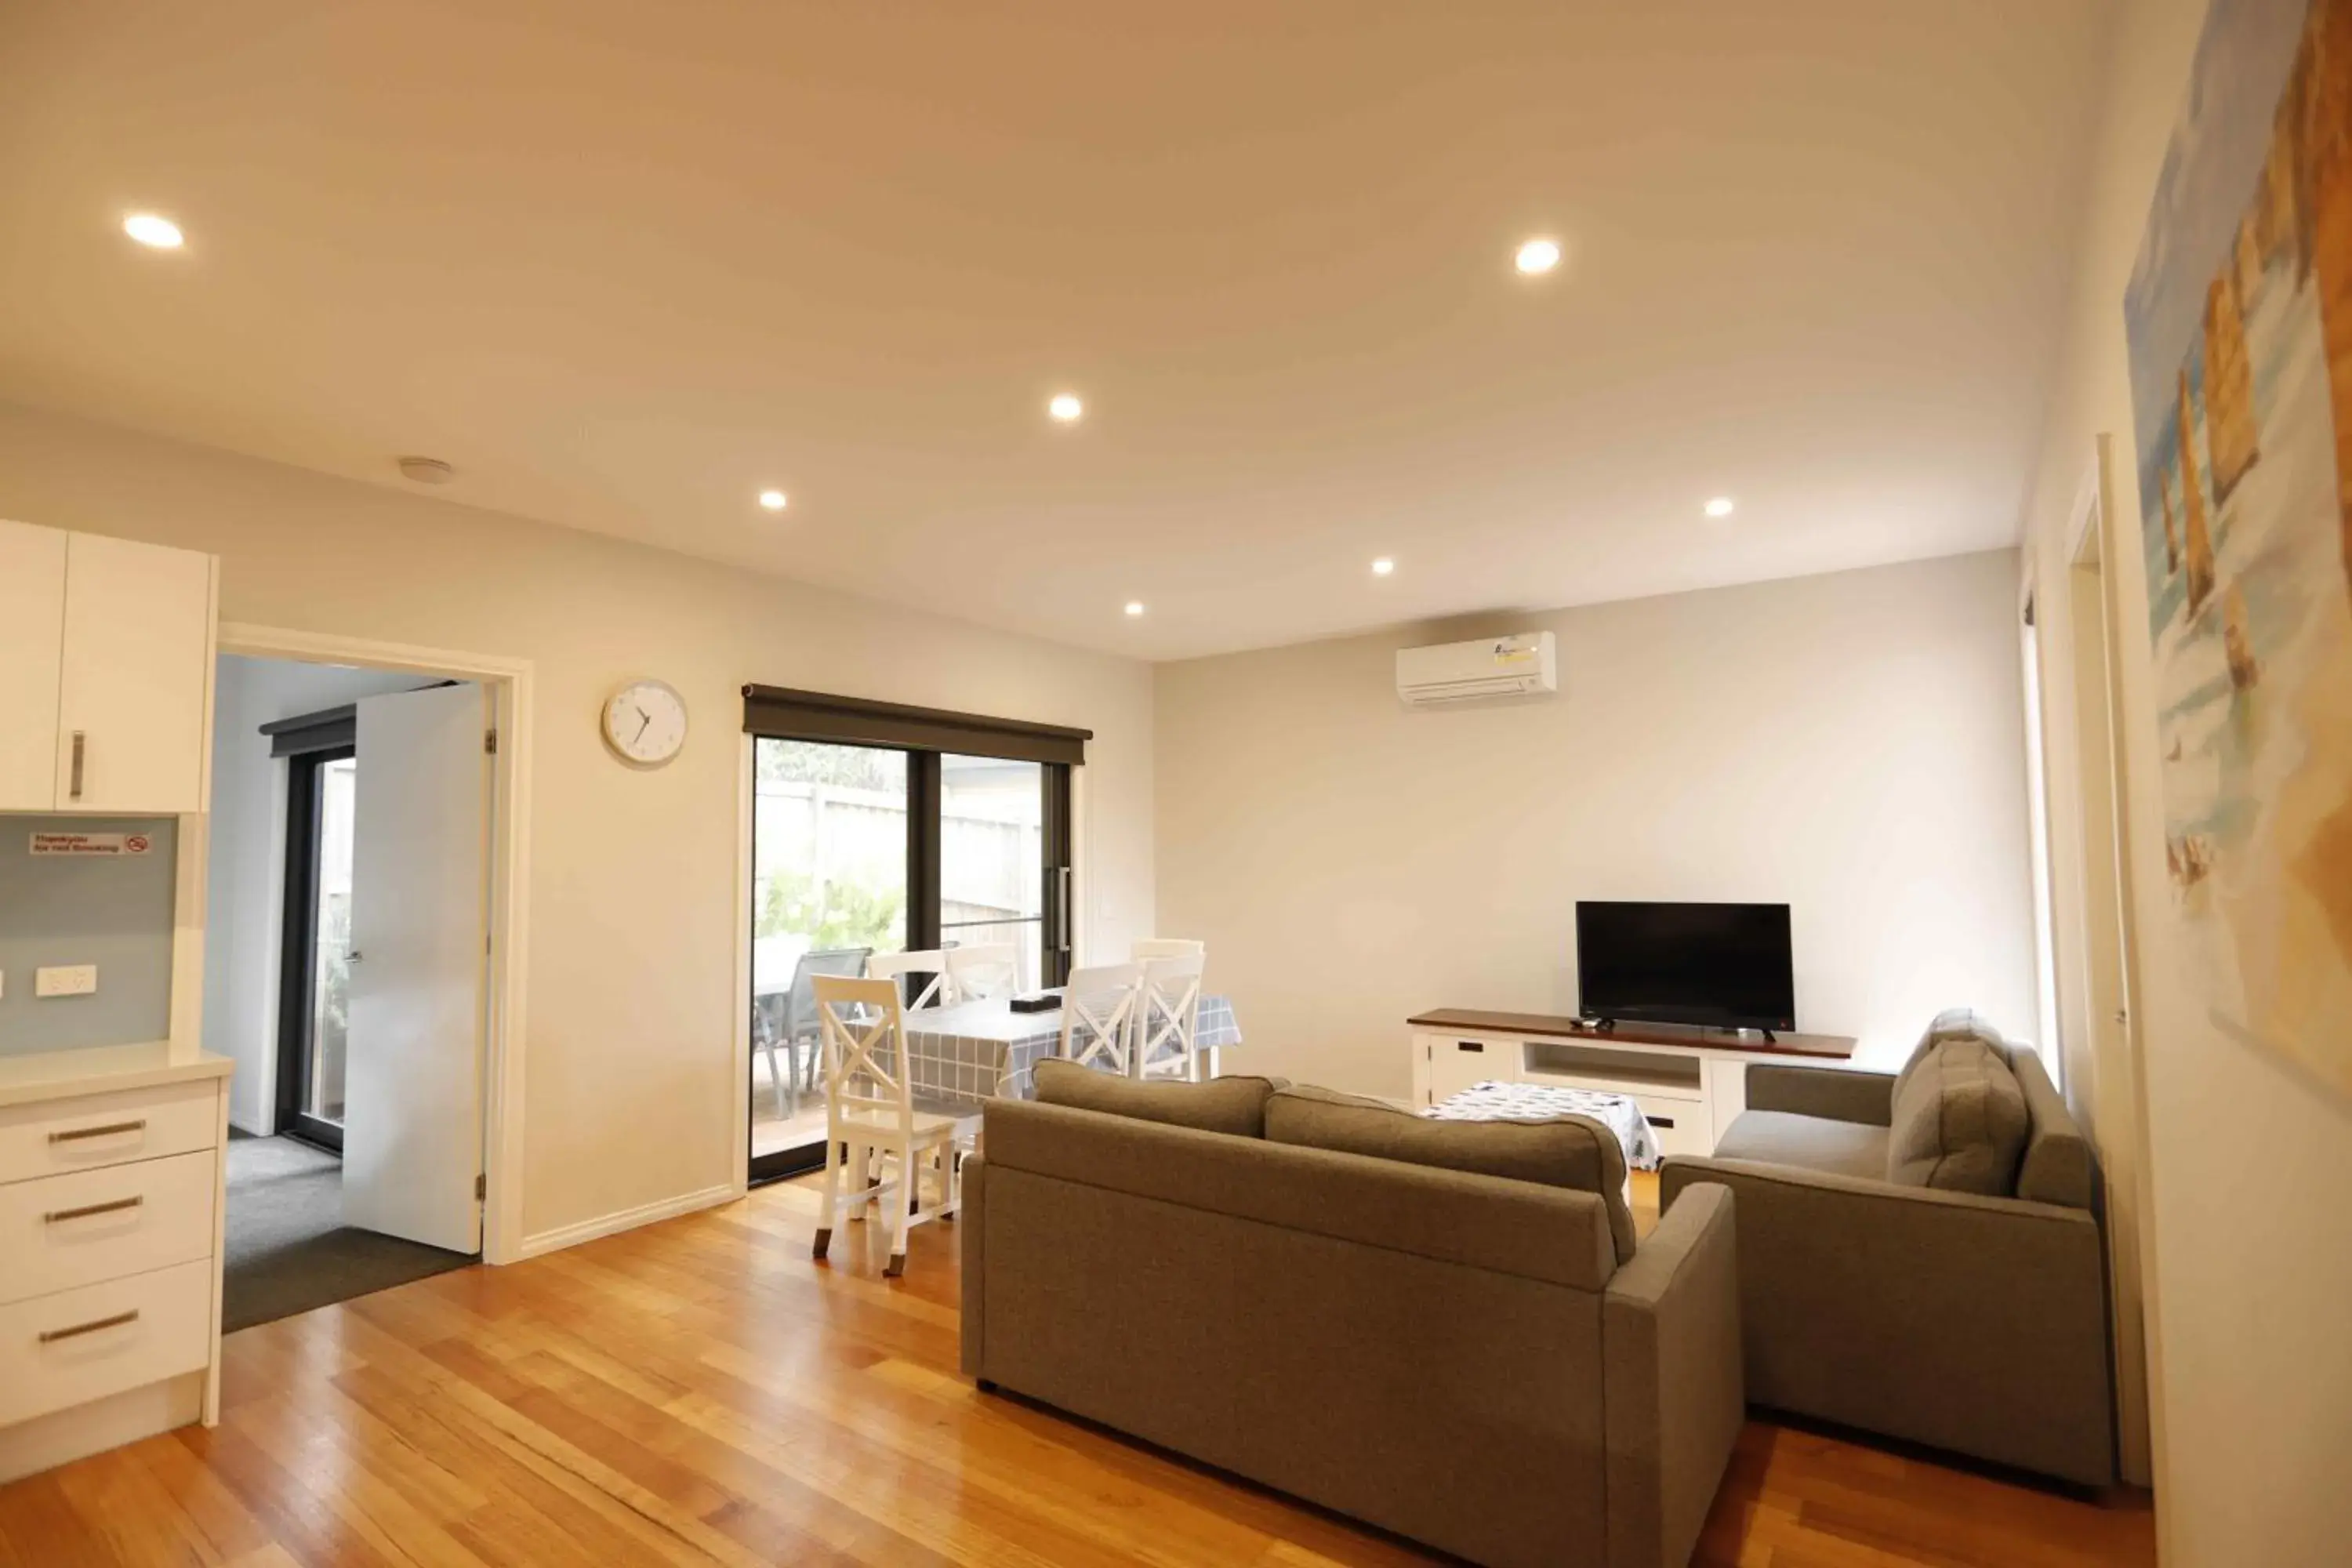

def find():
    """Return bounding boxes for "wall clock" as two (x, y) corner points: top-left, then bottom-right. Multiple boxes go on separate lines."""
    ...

(601, 679), (688, 767)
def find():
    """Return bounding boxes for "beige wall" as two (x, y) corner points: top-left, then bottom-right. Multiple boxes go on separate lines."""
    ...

(0, 401), (1155, 1246)
(1156, 550), (2038, 1100)
(2017, 0), (2352, 1558)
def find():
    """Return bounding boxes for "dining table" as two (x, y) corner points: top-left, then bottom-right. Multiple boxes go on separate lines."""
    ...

(901, 990), (1244, 1110)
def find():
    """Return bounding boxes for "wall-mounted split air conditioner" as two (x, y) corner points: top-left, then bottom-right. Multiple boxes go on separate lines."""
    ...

(1394, 631), (1558, 707)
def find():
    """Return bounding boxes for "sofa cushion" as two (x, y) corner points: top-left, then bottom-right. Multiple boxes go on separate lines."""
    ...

(1265, 1083), (1635, 1263)
(1030, 1058), (1283, 1138)
(1890, 1007), (2006, 1109)
(1711, 1109), (1889, 1181)
(1886, 1037), (2030, 1196)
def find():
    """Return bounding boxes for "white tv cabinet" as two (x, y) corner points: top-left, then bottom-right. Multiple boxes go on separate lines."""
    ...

(1407, 1008), (1859, 1158)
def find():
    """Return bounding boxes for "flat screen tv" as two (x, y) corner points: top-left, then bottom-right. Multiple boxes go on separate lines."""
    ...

(1574, 901), (1795, 1033)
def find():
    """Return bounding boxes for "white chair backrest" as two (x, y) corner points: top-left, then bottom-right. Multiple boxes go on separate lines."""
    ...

(868, 949), (949, 1012)
(944, 941), (1020, 1003)
(1058, 963), (1142, 1074)
(814, 974), (911, 1127)
(1134, 953), (1205, 1079)
(1132, 938), (1205, 961)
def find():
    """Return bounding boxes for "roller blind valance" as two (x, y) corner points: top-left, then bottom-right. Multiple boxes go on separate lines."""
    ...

(260, 705), (356, 758)
(740, 684), (1090, 766)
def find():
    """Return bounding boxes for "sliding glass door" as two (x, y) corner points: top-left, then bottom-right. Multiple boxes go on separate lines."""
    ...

(750, 739), (909, 1181)
(742, 691), (1085, 1182)
(277, 747), (358, 1152)
(939, 753), (1047, 991)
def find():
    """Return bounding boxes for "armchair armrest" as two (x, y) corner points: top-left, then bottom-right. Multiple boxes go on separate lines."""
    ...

(1657, 1156), (2113, 1486)
(1602, 1183), (1741, 1568)
(1743, 1064), (1893, 1126)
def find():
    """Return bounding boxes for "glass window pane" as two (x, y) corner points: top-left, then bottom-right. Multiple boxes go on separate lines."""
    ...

(939, 753), (1044, 991)
(308, 757), (357, 1125)
(751, 739), (906, 1161)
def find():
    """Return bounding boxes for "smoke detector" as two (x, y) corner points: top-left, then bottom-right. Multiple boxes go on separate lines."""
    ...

(397, 456), (456, 485)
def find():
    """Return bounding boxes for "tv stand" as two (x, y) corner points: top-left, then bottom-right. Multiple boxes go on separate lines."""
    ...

(1406, 1007), (1857, 1157)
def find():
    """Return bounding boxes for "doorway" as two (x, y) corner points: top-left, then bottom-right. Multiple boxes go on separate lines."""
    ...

(205, 655), (495, 1330)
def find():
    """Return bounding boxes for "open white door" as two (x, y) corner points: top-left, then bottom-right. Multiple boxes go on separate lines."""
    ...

(343, 683), (488, 1254)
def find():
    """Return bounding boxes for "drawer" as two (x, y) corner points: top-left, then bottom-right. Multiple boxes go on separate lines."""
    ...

(0, 1150), (217, 1306)
(0, 1259), (213, 1427)
(0, 1081), (219, 1186)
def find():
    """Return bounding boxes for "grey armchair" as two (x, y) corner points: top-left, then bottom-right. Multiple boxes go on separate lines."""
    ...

(1658, 1047), (2116, 1486)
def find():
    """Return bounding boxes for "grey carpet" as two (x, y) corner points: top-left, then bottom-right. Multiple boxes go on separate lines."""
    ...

(222, 1133), (474, 1333)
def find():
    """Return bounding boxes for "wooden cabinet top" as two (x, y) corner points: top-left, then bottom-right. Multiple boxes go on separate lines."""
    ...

(1406, 1007), (1857, 1060)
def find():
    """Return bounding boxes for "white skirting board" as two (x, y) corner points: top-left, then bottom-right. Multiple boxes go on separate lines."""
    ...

(515, 1183), (739, 1261)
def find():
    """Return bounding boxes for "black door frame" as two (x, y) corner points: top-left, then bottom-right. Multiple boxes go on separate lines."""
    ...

(274, 743), (353, 1154)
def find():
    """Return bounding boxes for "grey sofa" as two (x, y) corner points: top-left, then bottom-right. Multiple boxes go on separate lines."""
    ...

(962, 1068), (1745, 1568)
(1658, 1036), (2114, 1486)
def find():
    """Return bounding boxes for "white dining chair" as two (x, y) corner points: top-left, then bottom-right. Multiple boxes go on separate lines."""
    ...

(1132, 938), (1206, 961)
(809, 975), (966, 1278)
(868, 949), (950, 1012)
(1058, 962), (1143, 1076)
(943, 941), (1020, 1004)
(1133, 952), (1206, 1081)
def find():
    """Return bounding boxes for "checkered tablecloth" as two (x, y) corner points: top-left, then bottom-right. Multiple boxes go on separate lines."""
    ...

(1426, 1080), (1662, 1171)
(904, 993), (1243, 1109)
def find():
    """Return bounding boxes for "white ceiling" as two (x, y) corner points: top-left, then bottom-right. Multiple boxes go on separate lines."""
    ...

(0, 0), (2113, 660)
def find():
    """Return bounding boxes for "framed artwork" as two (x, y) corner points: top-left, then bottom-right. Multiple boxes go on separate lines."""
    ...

(2123, 0), (2352, 1097)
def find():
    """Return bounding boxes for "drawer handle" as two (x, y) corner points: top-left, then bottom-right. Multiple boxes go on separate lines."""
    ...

(39, 1309), (139, 1345)
(45, 1196), (143, 1224)
(1456, 1040), (1484, 1053)
(49, 1120), (147, 1144)
(70, 731), (86, 800)
(1646, 1115), (1676, 1129)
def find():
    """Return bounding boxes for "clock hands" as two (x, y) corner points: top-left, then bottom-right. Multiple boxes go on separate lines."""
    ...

(633, 708), (653, 744)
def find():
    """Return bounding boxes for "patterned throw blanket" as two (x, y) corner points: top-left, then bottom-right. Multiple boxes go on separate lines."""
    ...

(1425, 1080), (1663, 1172)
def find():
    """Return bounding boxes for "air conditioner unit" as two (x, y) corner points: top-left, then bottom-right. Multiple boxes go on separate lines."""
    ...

(1395, 631), (1558, 707)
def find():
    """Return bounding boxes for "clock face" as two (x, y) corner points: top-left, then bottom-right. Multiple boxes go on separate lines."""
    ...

(602, 680), (688, 766)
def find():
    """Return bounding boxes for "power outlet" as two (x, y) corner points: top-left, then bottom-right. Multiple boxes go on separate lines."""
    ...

(35, 965), (97, 998)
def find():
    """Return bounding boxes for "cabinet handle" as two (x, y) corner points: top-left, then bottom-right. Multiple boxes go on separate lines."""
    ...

(44, 1196), (143, 1224)
(48, 1120), (147, 1144)
(39, 1310), (139, 1345)
(1456, 1040), (1484, 1053)
(69, 731), (86, 800)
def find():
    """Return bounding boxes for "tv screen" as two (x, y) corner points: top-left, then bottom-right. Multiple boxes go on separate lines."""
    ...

(1574, 901), (1795, 1032)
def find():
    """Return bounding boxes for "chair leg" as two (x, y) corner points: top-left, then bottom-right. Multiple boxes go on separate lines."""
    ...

(763, 1044), (786, 1118)
(884, 1137), (913, 1276)
(812, 1130), (842, 1260)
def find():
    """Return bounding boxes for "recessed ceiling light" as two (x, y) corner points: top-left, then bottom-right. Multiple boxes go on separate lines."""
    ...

(123, 212), (183, 249)
(1048, 393), (1084, 423)
(1514, 238), (1560, 276)
(758, 489), (789, 512)
(396, 456), (456, 485)
(1123, 601), (1145, 617)
(1704, 496), (1736, 518)
(1370, 557), (1396, 576)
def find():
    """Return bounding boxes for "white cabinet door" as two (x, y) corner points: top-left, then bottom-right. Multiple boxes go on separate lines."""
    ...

(1426, 1033), (1512, 1105)
(0, 519), (67, 810)
(54, 532), (216, 815)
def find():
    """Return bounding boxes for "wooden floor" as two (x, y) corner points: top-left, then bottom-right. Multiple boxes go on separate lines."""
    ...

(0, 1176), (2155, 1567)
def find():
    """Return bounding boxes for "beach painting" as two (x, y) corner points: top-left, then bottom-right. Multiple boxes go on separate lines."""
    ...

(2123, 0), (2352, 1098)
